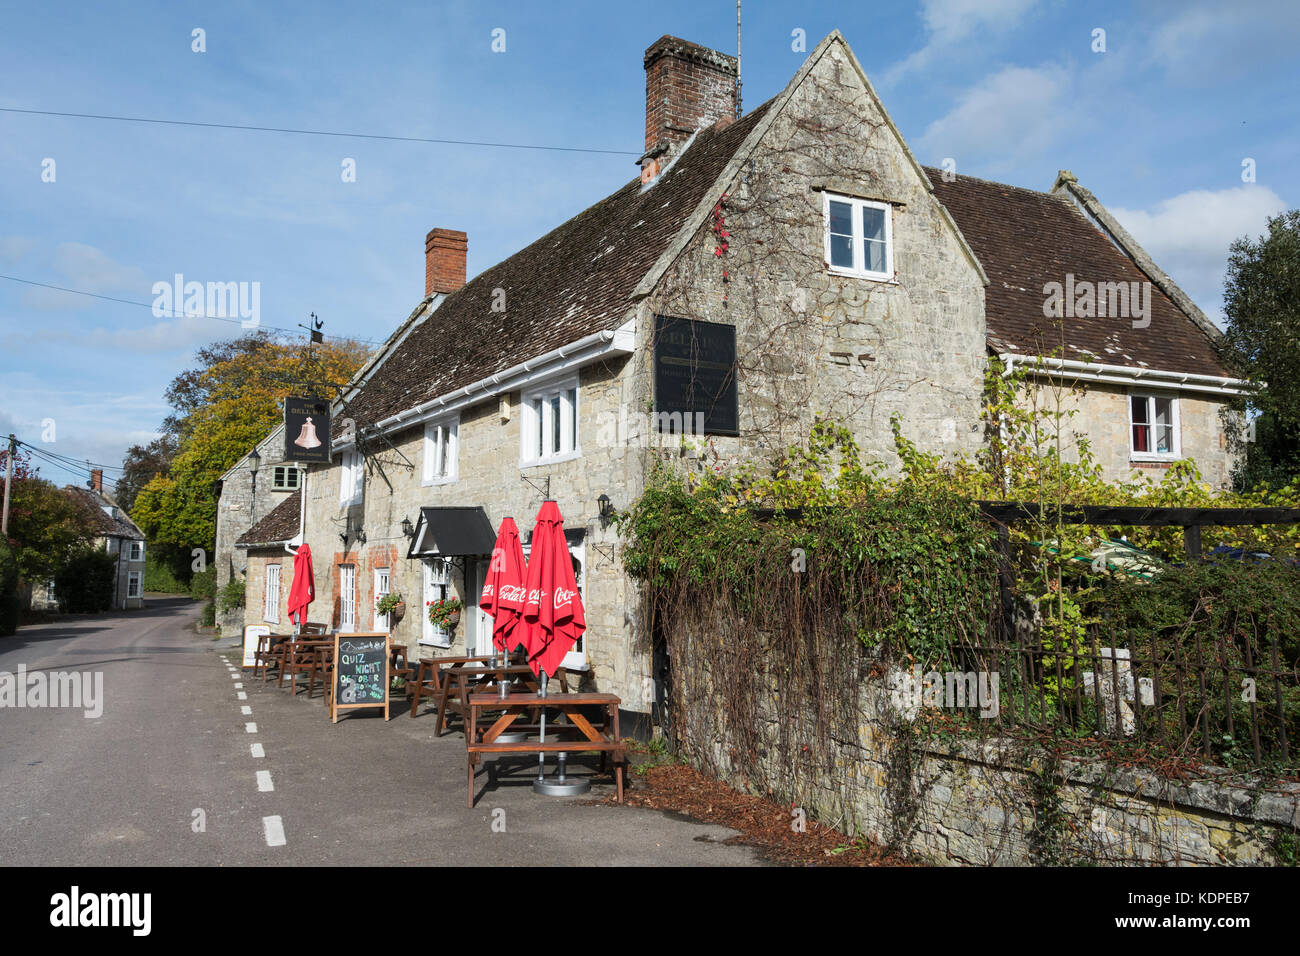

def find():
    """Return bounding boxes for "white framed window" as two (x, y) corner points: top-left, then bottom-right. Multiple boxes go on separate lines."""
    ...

(129, 540), (144, 561)
(422, 417), (459, 485)
(823, 192), (894, 281)
(263, 564), (281, 623)
(339, 564), (357, 633)
(338, 450), (364, 505)
(421, 559), (452, 648)
(521, 375), (580, 466)
(1130, 393), (1180, 460)
(272, 465), (300, 491)
(127, 571), (142, 599)
(373, 567), (391, 632)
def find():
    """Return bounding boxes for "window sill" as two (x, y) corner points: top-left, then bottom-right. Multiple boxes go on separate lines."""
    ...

(520, 449), (582, 469)
(421, 475), (458, 487)
(826, 266), (898, 285)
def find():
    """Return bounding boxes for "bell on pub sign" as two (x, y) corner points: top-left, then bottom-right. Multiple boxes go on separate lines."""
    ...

(284, 397), (331, 463)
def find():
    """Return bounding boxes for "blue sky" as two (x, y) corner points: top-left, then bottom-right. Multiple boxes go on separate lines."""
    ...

(2, 0), (1297, 491)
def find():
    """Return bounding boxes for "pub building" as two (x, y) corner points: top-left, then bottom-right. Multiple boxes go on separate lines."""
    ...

(225, 33), (1245, 736)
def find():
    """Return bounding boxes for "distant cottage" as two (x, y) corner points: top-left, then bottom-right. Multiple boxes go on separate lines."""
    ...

(215, 32), (1246, 731)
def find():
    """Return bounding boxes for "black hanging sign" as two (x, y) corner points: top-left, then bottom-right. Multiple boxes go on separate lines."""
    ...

(284, 396), (332, 463)
(653, 315), (739, 436)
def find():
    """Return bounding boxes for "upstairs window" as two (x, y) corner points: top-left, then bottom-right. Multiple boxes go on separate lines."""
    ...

(129, 540), (144, 561)
(272, 465), (300, 491)
(521, 377), (579, 466)
(1130, 394), (1179, 459)
(339, 450), (364, 505)
(823, 192), (893, 281)
(423, 418), (459, 484)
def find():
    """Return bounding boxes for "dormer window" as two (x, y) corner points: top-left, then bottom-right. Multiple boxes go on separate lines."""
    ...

(823, 192), (894, 281)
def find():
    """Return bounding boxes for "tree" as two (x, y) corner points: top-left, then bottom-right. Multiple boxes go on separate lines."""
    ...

(0, 446), (96, 584)
(131, 332), (370, 577)
(116, 436), (177, 515)
(1220, 209), (1300, 490)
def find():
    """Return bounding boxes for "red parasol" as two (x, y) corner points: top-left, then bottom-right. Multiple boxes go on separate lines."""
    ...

(479, 517), (527, 656)
(521, 500), (586, 678)
(286, 543), (315, 627)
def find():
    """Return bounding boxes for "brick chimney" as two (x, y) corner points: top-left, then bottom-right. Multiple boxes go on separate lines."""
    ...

(90, 468), (103, 493)
(640, 36), (738, 184)
(425, 228), (467, 297)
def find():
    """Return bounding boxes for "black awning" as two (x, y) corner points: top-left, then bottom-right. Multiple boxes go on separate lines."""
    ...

(407, 506), (497, 559)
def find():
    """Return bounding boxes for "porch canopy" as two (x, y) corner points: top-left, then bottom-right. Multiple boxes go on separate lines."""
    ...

(406, 506), (497, 559)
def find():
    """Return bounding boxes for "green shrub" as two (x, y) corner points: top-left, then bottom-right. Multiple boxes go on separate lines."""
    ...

(199, 600), (216, 627)
(189, 567), (216, 601)
(143, 553), (187, 593)
(218, 576), (245, 613)
(53, 546), (117, 613)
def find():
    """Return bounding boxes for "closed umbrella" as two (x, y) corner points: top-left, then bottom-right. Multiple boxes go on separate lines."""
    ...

(479, 517), (526, 699)
(286, 543), (315, 629)
(521, 500), (588, 795)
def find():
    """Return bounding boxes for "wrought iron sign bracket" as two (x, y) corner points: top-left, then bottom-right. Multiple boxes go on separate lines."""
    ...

(520, 474), (551, 501)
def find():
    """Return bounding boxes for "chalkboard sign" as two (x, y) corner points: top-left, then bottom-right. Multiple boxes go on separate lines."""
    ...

(242, 624), (270, 669)
(331, 632), (390, 722)
(653, 315), (738, 436)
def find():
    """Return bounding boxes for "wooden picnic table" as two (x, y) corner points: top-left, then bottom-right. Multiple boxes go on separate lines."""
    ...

(436, 663), (567, 737)
(280, 638), (333, 695)
(465, 691), (625, 807)
(408, 654), (500, 719)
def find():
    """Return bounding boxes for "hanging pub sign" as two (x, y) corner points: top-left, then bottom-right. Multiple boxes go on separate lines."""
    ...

(284, 396), (331, 463)
(652, 315), (739, 436)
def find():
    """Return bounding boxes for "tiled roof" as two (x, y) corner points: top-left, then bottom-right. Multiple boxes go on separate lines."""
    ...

(64, 486), (144, 540)
(236, 489), (301, 547)
(344, 102), (772, 427)
(926, 169), (1228, 378)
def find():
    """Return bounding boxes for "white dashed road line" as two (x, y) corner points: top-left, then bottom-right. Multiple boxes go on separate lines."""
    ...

(241, 705), (253, 715)
(250, 743), (265, 758)
(237, 692), (247, 700)
(245, 722), (258, 733)
(256, 770), (274, 792)
(262, 815), (286, 847)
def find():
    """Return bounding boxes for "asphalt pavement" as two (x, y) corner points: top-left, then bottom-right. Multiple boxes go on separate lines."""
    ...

(0, 597), (762, 866)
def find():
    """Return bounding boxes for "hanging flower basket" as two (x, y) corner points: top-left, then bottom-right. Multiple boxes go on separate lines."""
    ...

(376, 593), (406, 621)
(427, 597), (463, 629)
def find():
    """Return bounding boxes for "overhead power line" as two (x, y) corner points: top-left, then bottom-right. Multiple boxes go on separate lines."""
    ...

(0, 106), (640, 156)
(0, 274), (384, 347)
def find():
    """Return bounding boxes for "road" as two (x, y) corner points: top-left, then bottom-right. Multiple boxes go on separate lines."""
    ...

(0, 598), (761, 866)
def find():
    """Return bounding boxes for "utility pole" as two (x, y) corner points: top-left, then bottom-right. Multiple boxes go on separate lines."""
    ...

(1, 434), (14, 537)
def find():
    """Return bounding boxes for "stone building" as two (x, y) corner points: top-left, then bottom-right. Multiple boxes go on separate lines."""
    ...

(213, 425), (302, 635)
(35, 470), (147, 611)
(223, 31), (1244, 732)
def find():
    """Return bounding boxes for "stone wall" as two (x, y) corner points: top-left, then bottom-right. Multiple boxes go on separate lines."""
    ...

(637, 38), (988, 472)
(1037, 381), (1237, 490)
(674, 658), (1300, 866)
(215, 426), (299, 636)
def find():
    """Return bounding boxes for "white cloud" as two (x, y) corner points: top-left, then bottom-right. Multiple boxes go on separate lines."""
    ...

(1112, 185), (1289, 323)
(1150, 0), (1300, 83)
(884, 0), (1040, 83)
(0, 313), (226, 355)
(16, 241), (151, 312)
(0, 236), (35, 261)
(916, 64), (1071, 170)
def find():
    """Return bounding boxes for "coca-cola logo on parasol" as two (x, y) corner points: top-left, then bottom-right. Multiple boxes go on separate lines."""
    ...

(553, 586), (578, 609)
(498, 584), (527, 603)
